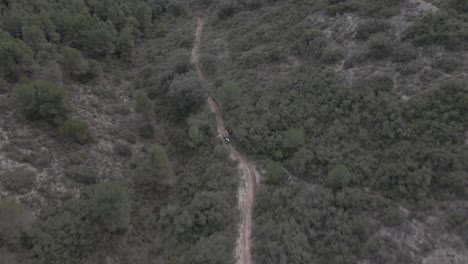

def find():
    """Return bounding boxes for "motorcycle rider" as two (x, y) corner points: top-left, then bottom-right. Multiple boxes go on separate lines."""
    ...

(223, 130), (229, 142)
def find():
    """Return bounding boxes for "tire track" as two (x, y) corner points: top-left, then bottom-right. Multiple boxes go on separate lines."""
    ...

(191, 15), (258, 264)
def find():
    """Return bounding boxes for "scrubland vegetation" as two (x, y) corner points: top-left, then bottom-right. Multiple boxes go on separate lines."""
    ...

(0, 0), (237, 263)
(0, 0), (467, 263)
(205, 0), (467, 263)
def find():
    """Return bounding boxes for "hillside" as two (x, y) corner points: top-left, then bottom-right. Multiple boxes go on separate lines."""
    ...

(0, 0), (467, 264)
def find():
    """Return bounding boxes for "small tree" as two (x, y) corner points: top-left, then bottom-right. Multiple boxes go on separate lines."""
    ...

(0, 200), (30, 245)
(135, 145), (175, 189)
(84, 27), (116, 56)
(59, 119), (91, 144)
(219, 81), (241, 107)
(188, 126), (203, 147)
(0, 31), (34, 78)
(266, 160), (285, 184)
(0, 78), (7, 92)
(167, 73), (205, 121)
(93, 182), (131, 233)
(368, 34), (393, 59)
(283, 128), (305, 149)
(134, 90), (153, 119)
(450, 0), (468, 12)
(21, 25), (46, 53)
(62, 47), (89, 77)
(117, 26), (135, 56)
(327, 164), (351, 191)
(11, 80), (72, 124)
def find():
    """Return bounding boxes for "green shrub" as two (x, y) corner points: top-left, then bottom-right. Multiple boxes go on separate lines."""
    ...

(25, 195), (99, 263)
(0, 200), (30, 244)
(117, 26), (135, 56)
(62, 47), (89, 77)
(291, 29), (328, 61)
(0, 78), (7, 93)
(449, 0), (468, 13)
(199, 53), (219, 75)
(320, 47), (344, 64)
(367, 34), (393, 59)
(397, 59), (424, 75)
(1, 167), (36, 194)
(447, 209), (465, 228)
(218, 81), (241, 107)
(93, 182), (131, 233)
(135, 145), (175, 189)
(84, 27), (116, 56)
(403, 12), (468, 50)
(138, 123), (154, 139)
(435, 56), (463, 73)
(326, 2), (353, 16)
(356, 19), (391, 40)
(217, 0), (239, 20)
(113, 142), (133, 157)
(392, 43), (418, 63)
(134, 90), (153, 119)
(60, 119), (91, 144)
(266, 160), (285, 184)
(327, 164), (351, 191)
(0, 31), (34, 78)
(188, 126), (204, 147)
(21, 25), (47, 53)
(167, 73), (206, 121)
(11, 80), (71, 124)
(343, 52), (367, 69)
(382, 206), (405, 227)
(283, 128), (305, 149)
(64, 165), (98, 185)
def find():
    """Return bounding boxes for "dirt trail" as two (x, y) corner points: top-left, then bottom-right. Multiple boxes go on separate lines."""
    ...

(192, 16), (259, 264)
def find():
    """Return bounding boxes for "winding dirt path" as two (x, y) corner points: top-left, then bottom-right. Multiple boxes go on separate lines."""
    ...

(192, 16), (259, 264)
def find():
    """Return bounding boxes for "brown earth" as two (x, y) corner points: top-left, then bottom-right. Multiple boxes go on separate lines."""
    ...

(191, 15), (259, 264)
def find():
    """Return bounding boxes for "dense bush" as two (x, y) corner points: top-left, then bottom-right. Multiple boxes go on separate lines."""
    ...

(0, 200), (30, 246)
(367, 34), (393, 59)
(11, 80), (71, 124)
(1, 167), (36, 194)
(434, 55), (463, 73)
(167, 73), (206, 121)
(59, 119), (91, 144)
(26, 193), (101, 263)
(283, 128), (305, 149)
(392, 43), (418, 63)
(113, 142), (133, 157)
(355, 19), (391, 40)
(135, 145), (175, 190)
(61, 47), (90, 78)
(218, 81), (241, 108)
(320, 47), (345, 64)
(265, 160), (285, 184)
(327, 164), (352, 191)
(199, 53), (219, 75)
(138, 123), (155, 139)
(449, 0), (468, 13)
(326, 0), (404, 17)
(93, 182), (131, 233)
(64, 165), (98, 185)
(188, 126), (204, 147)
(134, 90), (153, 119)
(403, 11), (468, 50)
(0, 31), (34, 78)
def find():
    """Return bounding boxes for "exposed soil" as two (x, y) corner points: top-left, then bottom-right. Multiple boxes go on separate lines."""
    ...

(192, 15), (259, 264)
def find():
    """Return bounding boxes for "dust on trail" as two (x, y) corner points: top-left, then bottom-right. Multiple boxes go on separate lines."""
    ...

(192, 15), (259, 264)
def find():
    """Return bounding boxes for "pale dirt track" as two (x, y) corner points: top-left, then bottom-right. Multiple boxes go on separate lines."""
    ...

(192, 16), (258, 264)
